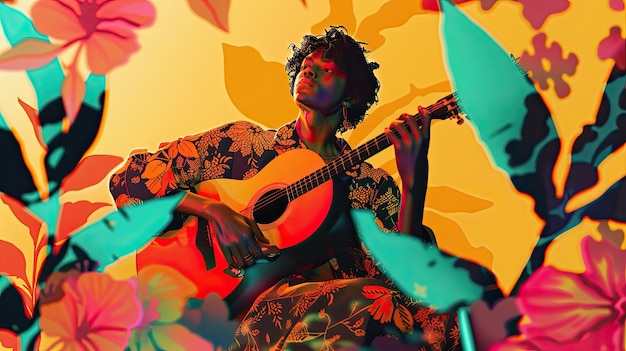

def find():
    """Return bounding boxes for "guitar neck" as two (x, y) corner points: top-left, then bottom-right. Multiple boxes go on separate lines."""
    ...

(285, 93), (462, 201)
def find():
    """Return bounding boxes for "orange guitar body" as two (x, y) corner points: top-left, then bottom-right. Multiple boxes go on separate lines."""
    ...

(136, 149), (352, 316)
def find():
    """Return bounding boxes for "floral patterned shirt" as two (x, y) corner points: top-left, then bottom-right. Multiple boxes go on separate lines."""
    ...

(110, 120), (401, 279)
(110, 120), (460, 350)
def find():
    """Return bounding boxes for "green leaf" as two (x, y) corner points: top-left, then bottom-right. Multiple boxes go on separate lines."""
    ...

(351, 209), (483, 311)
(0, 3), (64, 112)
(54, 193), (185, 271)
(439, 0), (560, 183)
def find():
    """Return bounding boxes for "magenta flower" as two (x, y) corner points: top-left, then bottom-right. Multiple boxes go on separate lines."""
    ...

(491, 236), (626, 351)
(39, 272), (143, 351)
(31, 0), (156, 75)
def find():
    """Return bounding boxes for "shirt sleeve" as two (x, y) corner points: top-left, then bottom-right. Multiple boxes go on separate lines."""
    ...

(109, 122), (238, 209)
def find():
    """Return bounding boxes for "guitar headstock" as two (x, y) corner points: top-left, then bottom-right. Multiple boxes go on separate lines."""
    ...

(428, 93), (466, 125)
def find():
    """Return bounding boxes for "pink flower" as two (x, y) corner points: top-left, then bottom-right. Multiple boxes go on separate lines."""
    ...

(31, 0), (156, 75)
(491, 236), (626, 351)
(39, 272), (143, 351)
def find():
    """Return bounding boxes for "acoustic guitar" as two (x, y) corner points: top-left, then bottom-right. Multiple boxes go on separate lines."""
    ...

(136, 93), (465, 317)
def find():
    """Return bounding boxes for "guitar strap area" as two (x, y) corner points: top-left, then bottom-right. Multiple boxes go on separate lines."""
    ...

(195, 218), (217, 271)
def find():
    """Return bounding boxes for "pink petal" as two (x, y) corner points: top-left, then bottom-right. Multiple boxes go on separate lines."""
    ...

(83, 329), (135, 350)
(0, 39), (63, 70)
(84, 30), (139, 75)
(518, 266), (613, 344)
(74, 273), (143, 332)
(598, 27), (626, 71)
(97, 0), (156, 27)
(61, 65), (86, 127)
(488, 338), (536, 351)
(581, 236), (626, 300)
(187, 0), (231, 32)
(528, 318), (623, 351)
(31, 0), (85, 40)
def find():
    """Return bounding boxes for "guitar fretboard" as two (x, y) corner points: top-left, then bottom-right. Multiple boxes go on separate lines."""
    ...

(285, 92), (462, 201)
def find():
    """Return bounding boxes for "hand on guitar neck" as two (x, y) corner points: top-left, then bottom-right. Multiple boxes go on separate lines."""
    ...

(176, 192), (280, 277)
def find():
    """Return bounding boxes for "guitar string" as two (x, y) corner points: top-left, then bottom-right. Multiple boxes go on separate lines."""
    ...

(238, 95), (459, 217)
(240, 96), (458, 217)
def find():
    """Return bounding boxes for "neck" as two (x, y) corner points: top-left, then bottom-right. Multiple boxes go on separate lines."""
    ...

(295, 111), (341, 158)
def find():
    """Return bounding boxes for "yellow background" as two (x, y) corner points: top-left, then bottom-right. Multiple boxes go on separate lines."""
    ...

(1, 0), (624, 296)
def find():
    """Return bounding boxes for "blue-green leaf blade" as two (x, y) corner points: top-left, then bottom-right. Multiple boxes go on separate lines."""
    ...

(352, 209), (484, 311)
(55, 193), (185, 271)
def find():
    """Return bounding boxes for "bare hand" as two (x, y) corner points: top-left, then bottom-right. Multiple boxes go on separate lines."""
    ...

(204, 201), (280, 277)
(385, 106), (432, 190)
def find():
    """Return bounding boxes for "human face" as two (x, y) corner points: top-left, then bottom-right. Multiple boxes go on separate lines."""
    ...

(293, 49), (347, 114)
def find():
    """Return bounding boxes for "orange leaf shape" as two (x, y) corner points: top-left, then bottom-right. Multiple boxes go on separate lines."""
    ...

(56, 201), (111, 244)
(355, 0), (429, 51)
(177, 140), (200, 158)
(0, 329), (20, 351)
(361, 285), (390, 299)
(61, 155), (123, 193)
(187, 0), (230, 32)
(0, 39), (63, 70)
(426, 186), (494, 213)
(368, 293), (394, 323)
(142, 159), (168, 179)
(0, 193), (44, 245)
(61, 65), (86, 128)
(311, 0), (356, 35)
(223, 44), (298, 128)
(393, 303), (414, 334)
(17, 98), (47, 150)
(0, 240), (28, 285)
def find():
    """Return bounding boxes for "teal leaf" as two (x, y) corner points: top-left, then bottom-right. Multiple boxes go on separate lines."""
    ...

(0, 3), (64, 116)
(439, 0), (562, 221)
(565, 65), (626, 196)
(53, 193), (185, 272)
(0, 111), (8, 130)
(351, 209), (484, 311)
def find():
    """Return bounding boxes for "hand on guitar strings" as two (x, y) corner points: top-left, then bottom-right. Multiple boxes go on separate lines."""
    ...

(385, 106), (432, 190)
(205, 200), (281, 278)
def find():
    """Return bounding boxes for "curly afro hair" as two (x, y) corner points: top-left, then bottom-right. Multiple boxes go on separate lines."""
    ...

(285, 26), (380, 133)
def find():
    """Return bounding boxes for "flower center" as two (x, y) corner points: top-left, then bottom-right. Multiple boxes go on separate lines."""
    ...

(78, 0), (101, 36)
(75, 320), (91, 339)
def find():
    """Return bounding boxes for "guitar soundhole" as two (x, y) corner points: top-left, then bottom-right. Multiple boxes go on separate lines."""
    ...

(253, 189), (288, 225)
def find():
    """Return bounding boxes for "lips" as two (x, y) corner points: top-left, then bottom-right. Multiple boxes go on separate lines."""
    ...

(298, 78), (315, 88)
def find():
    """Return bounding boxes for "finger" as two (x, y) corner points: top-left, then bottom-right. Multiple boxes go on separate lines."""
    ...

(219, 244), (244, 277)
(248, 218), (270, 244)
(244, 218), (266, 259)
(385, 127), (401, 148)
(401, 113), (421, 139)
(418, 106), (432, 139)
(247, 218), (280, 261)
(230, 243), (250, 268)
(394, 122), (412, 144)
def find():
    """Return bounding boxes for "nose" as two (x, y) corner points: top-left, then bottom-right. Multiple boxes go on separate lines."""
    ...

(303, 66), (315, 78)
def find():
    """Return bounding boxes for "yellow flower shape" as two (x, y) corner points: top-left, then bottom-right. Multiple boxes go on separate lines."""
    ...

(129, 265), (215, 350)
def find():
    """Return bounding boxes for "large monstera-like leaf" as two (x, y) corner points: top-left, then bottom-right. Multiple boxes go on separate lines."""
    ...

(439, 0), (561, 223)
(438, 0), (625, 293)
(351, 209), (489, 312)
